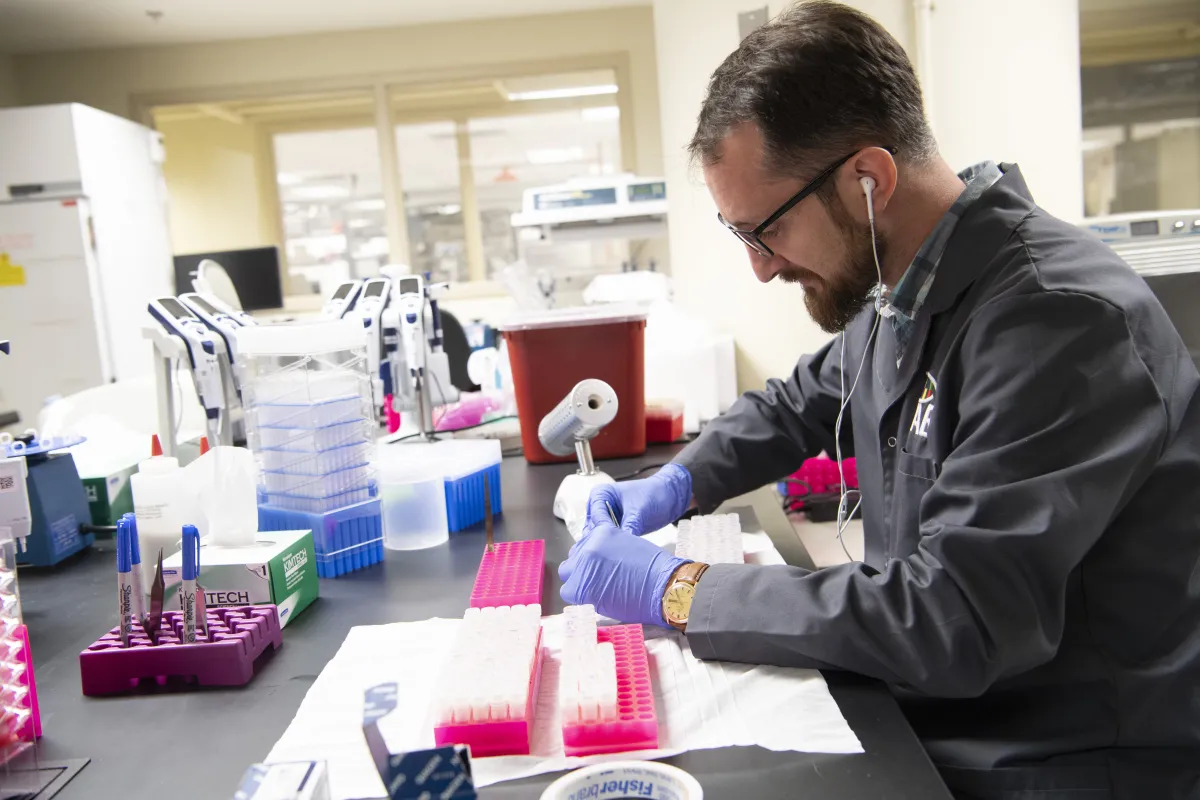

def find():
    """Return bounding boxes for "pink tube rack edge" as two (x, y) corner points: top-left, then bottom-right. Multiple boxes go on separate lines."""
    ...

(469, 539), (545, 609)
(562, 624), (659, 756)
(433, 627), (545, 757)
(78, 606), (282, 696)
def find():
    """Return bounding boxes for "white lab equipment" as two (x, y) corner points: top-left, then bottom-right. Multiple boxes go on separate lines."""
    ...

(510, 175), (667, 239)
(559, 604), (618, 725)
(356, 277), (391, 413)
(130, 452), (185, 588)
(190, 258), (245, 310)
(538, 379), (619, 535)
(147, 297), (228, 449)
(384, 275), (459, 436)
(321, 280), (363, 320)
(0, 104), (173, 430)
(178, 292), (256, 401)
(0, 457), (31, 553)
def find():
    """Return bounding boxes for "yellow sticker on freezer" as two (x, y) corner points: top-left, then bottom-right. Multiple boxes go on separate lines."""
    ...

(0, 253), (25, 287)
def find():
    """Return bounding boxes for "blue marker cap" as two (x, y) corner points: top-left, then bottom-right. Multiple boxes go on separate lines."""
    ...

(181, 524), (199, 581)
(125, 513), (141, 565)
(116, 518), (132, 573)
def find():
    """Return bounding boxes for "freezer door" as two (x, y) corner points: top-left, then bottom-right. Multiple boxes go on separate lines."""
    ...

(0, 198), (111, 429)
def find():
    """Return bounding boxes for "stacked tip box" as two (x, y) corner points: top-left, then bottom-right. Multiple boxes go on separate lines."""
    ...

(247, 364), (382, 578)
(675, 513), (744, 564)
(78, 606), (282, 696)
(560, 605), (658, 756)
(433, 604), (544, 756)
(470, 540), (544, 609)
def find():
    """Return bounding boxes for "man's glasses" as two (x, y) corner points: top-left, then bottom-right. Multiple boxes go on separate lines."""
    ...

(718, 148), (892, 258)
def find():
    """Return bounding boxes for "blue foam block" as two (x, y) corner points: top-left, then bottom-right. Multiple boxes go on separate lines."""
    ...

(444, 463), (502, 533)
(258, 497), (383, 578)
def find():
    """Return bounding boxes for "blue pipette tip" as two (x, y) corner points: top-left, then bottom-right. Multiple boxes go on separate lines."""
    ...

(181, 524), (199, 580)
(116, 518), (132, 573)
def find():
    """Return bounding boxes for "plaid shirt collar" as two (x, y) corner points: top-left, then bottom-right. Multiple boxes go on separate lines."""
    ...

(882, 161), (1002, 348)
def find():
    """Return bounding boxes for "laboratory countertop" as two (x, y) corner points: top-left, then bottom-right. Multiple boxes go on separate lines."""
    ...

(19, 443), (951, 800)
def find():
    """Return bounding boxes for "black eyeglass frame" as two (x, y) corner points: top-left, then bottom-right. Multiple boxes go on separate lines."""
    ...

(718, 146), (895, 258)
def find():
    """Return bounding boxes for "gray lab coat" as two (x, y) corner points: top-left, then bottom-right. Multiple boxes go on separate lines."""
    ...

(675, 165), (1200, 799)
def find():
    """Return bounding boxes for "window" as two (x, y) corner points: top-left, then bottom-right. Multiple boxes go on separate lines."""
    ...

(1081, 56), (1200, 217)
(395, 121), (465, 285)
(153, 68), (637, 301)
(274, 127), (389, 296)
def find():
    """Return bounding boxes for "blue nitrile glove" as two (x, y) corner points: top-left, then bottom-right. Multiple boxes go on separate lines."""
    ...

(560, 493), (690, 627)
(588, 463), (693, 537)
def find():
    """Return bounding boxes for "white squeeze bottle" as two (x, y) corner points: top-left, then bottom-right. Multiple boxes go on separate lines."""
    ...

(130, 434), (185, 593)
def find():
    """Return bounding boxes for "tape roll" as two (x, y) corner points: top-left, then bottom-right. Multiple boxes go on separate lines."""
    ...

(539, 761), (703, 800)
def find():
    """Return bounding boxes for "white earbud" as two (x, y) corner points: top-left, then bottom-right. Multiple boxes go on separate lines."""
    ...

(860, 176), (876, 224)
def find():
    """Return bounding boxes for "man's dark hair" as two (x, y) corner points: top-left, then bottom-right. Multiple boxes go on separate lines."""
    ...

(689, 1), (937, 177)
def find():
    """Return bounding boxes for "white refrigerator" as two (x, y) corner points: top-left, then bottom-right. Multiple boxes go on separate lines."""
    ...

(0, 104), (173, 430)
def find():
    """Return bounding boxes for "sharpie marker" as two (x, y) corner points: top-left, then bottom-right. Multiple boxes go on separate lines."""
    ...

(181, 524), (200, 644)
(124, 513), (147, 624)
(116, 518), (134, 647)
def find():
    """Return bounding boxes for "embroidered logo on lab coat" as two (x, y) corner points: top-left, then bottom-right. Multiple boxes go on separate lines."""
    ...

(909, 372), (937, 439)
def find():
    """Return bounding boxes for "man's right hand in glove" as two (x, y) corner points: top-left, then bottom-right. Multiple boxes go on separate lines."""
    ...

(586, 463), (693, 537)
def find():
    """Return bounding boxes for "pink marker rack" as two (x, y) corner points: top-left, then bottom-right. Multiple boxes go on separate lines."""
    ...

(470, 539), (544, 608)
(433, 627), (545, 757)
(562, 624), (658, 756)
(79, 605), (282, 696)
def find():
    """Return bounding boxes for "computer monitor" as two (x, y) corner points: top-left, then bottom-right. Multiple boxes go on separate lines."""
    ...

(173, 247), (284, 312)
(1143, 272), (1200, 371)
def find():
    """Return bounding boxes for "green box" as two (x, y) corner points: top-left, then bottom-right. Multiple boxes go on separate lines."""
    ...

(162, 530), (318, 628)
(81, 463), (137, 526)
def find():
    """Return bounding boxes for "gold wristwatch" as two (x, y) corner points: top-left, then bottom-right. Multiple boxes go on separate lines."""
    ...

(662, 562), (709, 631)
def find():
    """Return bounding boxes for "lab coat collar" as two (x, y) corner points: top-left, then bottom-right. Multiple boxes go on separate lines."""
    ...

(925, 163), (1036, 316)
(879, 163), (1035, 410)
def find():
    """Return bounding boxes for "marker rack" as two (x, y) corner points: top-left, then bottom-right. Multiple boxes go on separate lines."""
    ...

(78, 605), (282, 696)
(433, 605), (544, 757)
(469, 539), (544, 609)
(561, 624), (658, 757)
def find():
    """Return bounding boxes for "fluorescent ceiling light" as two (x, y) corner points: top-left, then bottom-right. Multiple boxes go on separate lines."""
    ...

(507, 84), (618, 102)
(581, 105), (620, 122)
(526, 146), (584, 165)
(437, 204), (462, 215)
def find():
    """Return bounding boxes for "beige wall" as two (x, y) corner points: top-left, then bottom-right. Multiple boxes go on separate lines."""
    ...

(0, 55), (19, 107)
(157, 116), (273, 255)
(11, 6), (663, 179)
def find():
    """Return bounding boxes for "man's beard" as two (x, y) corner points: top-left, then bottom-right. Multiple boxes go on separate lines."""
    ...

(780, 194), (884, 334)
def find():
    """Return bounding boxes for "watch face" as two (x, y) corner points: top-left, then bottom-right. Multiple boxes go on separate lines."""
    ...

(664, 582), (697, 625)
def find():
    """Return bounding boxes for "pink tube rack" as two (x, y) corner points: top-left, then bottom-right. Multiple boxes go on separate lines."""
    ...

(433, 627), (545, 757)
(79, 606), (282, 696)
(562, 625), (658, 756)
(470, 539), (545, 609)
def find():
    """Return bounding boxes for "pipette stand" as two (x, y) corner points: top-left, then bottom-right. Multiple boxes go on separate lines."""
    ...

(144, 323), (234, 457)
(552, 438), (615, 534)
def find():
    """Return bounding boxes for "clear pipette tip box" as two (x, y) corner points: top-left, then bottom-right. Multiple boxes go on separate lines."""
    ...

(432, 605), (544, 757)
(675, 513), (745, 565)
(559, 606), (658, 756)
(469, 540), (544, 609)
(78, 605), (282, 696)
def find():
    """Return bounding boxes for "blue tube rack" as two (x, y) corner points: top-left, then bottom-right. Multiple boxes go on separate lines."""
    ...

(444, 463), (503, 533)
(258, 492), (383, 578)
